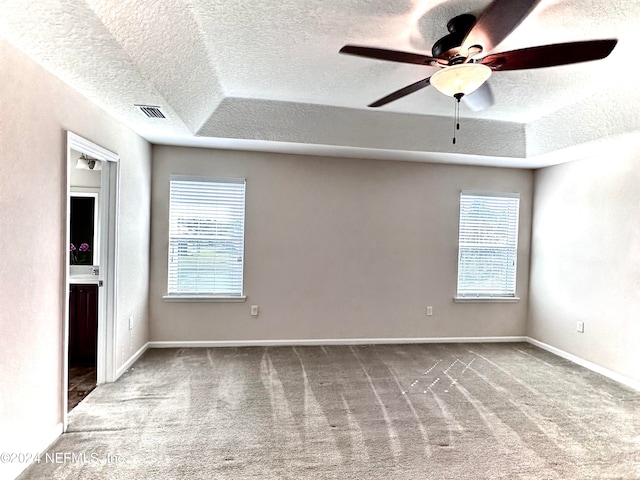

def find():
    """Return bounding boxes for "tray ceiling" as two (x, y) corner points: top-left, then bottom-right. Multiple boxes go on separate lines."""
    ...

(1, 0), (638, 167)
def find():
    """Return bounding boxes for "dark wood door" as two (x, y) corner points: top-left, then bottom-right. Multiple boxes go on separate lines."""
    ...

(69, 284), (98, 365)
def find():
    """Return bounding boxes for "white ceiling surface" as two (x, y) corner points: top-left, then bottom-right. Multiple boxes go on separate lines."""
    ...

(1, 0), (639, 168)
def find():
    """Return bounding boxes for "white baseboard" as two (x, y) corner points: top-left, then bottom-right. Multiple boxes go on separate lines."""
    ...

(2, 422), (63, 480)
(526, 337), (640, 392)
(115, 342), (149, 379)
(148, 336), (527, 349)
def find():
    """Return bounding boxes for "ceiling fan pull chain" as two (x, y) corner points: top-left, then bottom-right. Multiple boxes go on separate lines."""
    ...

(453, 93), (463, 144)
(453, 99), (457, 144)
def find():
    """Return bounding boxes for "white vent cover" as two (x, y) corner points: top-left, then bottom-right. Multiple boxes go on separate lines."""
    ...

(135, 104), (166, 118)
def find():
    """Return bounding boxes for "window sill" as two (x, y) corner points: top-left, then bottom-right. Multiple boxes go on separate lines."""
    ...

(163, 295), (247, 303)
(454, 296), (520, 303)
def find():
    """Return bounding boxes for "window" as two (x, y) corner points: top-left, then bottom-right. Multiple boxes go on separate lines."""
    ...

(456, 192), (520, 299)
(167, 176), (246, 299)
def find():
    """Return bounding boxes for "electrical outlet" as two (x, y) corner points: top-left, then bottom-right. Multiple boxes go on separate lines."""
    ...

(576, 321), (584, 333)
(426, 306), (433, 316)
(128, 317), (133, 330)
(251, 305), (259, 316)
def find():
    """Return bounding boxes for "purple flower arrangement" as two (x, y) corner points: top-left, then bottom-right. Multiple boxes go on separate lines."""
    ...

(70, 242), (91, 264)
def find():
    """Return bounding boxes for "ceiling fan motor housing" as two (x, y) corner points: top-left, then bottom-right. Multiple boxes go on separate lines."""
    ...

(432, 14), (476, 59)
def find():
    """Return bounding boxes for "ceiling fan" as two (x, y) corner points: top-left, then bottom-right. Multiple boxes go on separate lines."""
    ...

(339, 0), (617, 111)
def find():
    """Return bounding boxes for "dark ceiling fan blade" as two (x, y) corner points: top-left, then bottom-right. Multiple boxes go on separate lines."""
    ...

(339, 45), (441, 67)
(461, 0), (542, 55)
(480, 39), (617, 71)
(462, 82), (494, 111)
(368, 77), (432, 107)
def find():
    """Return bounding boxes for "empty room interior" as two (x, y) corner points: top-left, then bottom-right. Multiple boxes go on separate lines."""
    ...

(1, 1), (639, 479)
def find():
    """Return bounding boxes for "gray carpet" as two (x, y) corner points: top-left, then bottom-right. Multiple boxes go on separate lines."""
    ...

(18, 343), (640, 479)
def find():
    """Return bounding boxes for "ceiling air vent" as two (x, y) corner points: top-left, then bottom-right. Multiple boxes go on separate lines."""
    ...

(135, 104), (166, 118)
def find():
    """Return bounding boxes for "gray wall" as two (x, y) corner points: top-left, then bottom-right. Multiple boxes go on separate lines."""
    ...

(0, 38), (151, 479)
(150, 146), (533, 342)
(528, 133), (640, 384)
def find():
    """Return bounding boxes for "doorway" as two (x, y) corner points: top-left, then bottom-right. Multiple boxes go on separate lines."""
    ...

(68, 181), (100, 410)
(64, 132), (119, 427)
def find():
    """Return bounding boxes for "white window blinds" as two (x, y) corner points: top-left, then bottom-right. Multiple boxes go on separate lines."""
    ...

(456, 192), (520, 298)
(168, 177), (245, 297)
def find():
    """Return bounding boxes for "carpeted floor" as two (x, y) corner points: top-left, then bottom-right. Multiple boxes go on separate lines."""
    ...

(18, 343), (640, 479)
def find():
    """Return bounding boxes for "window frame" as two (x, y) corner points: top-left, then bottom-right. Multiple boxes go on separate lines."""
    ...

(163, 175), (247, 303)
(454, 190), (520, 303)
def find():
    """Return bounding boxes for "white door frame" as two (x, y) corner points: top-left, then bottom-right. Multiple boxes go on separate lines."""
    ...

(64, 132), (120, 430)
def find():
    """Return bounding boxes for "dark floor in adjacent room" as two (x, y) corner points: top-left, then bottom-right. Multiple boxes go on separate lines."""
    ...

(68, 365), (96, 411)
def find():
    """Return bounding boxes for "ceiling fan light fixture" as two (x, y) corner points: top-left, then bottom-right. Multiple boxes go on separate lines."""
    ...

(430, 63), (492, 97)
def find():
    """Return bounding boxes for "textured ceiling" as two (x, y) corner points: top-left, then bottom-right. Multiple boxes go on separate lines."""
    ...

(1, 0), (639, 167)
